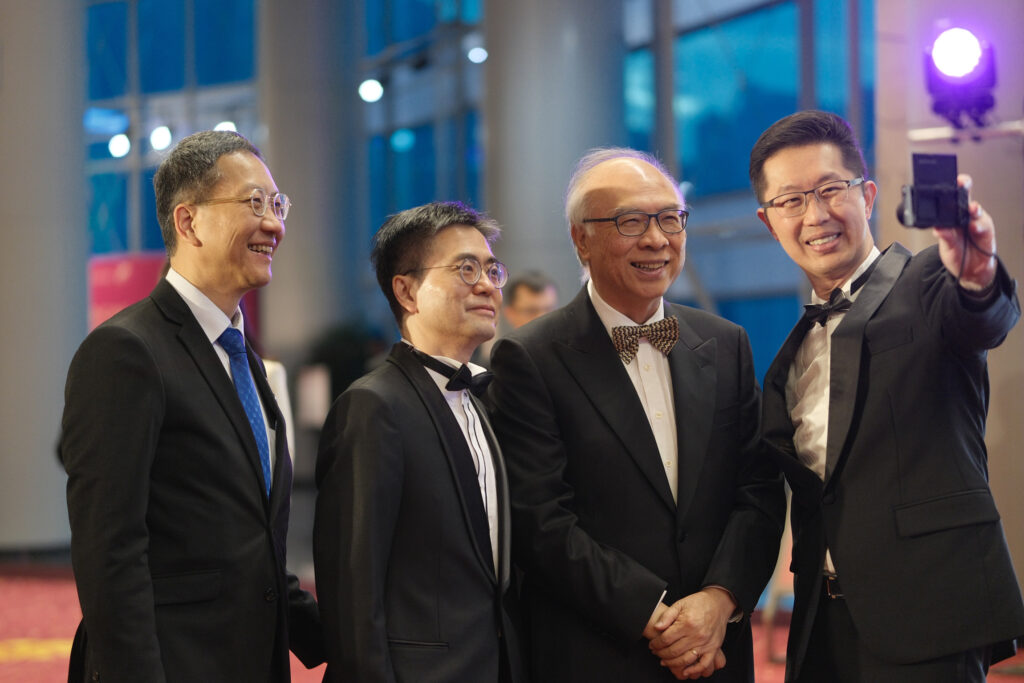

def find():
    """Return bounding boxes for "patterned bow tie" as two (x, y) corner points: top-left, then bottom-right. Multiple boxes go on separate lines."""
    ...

(611, 316), (680, 364)
(412, 346), (493, 397)
(803, 288), (852, 327)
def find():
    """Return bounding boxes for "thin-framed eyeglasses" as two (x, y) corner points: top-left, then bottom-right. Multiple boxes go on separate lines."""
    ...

(198, 187), (291, 221)
(761, 177), (865, 218)
(406, 257), (509, 288)
(581, 209), (688, 237)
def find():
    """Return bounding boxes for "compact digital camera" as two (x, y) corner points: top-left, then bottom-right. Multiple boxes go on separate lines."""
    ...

(896, 153), (969, 229)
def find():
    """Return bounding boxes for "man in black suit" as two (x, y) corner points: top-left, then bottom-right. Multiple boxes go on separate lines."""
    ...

(313, 202), (523, 682)
(750, 110), (1024, 682)
(487, 148), (785, 681)
(60, 131), (323, 682)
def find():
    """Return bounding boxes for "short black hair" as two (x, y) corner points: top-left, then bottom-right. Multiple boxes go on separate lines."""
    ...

(506, 270), (557, 307)
(749, 110), (868, 203)
(153, 130), (263, 255)
(371, 201), (500, 324)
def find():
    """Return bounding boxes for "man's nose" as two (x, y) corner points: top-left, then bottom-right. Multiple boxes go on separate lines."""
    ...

(638, 219), (670, 247)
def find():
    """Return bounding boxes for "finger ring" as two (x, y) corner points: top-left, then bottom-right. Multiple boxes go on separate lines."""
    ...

(691, 649), (699, 659)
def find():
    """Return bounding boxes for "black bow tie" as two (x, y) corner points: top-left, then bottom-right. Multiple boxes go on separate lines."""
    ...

(411, 346), (493, 397)
(803, 288), (852, 327)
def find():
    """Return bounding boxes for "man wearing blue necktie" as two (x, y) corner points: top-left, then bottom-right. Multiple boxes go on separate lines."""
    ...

(313, 201), (524, 683)
(751, 110), (1024, 682)
(60, 131), (323, 682)
(487, 148), (785, 681)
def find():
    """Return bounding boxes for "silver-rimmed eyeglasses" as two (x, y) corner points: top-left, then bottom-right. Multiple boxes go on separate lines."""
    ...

(199, 187), (291, 221)
(581, 209), (688, 237)
(761, 178), (865, 218)
(407, 257), (509, 288)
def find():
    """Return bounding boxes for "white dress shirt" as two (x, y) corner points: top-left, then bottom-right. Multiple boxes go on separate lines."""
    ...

(412, 344), (499, 574)
(785, 246), (879, 572)
(164, 268), (277, 478)
(588, 280), (679, 502)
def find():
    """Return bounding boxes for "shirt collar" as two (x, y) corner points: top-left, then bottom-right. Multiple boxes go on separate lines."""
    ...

(809, 246), (881, 305)
(587, 278), (664, 338)
(400, 340), (487, 395)
(165, 267), (244, 341)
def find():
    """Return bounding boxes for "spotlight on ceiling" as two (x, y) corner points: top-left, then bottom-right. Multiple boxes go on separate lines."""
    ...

(926, 27), (996, 128)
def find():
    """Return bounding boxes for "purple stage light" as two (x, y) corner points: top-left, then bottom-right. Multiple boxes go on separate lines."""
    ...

(931, 28), (982, 78)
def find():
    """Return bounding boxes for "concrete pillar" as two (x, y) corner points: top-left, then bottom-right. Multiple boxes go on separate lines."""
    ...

(484, 0), (627, 299)
(0, 0), (86, 547)
(876, 0), (1024, 590)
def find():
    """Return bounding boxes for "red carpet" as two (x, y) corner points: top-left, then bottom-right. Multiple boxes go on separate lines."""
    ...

(1, 564), (1020, 682)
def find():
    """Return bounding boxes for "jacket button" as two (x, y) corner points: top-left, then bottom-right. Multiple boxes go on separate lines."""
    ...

(264, 588), (277, 602)
(677, 531), (687, 543)
(91, 673), (100, 682)
(822, 492), (836, 505)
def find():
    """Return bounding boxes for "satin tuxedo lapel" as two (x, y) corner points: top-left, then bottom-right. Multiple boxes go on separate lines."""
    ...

(666, 303), (718, 520)
(553, 290), (675, 512)
(824, 245), (910, 483)
(150, 281), (282, 509)
(472, 393), (511, 592)
(389, 343), (497, 580)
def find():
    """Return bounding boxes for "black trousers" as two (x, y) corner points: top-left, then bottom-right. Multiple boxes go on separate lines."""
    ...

(795, 586), (990, 683)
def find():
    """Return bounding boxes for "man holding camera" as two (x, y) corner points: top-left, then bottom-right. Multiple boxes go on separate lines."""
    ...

(751, 110), (1024, 682)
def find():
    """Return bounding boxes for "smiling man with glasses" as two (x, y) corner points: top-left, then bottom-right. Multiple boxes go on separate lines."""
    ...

(487, 148), (785, 682)
(751, 109), (1023, 683)
(313, 201), (524, 683)
(60, 130), (324, 682)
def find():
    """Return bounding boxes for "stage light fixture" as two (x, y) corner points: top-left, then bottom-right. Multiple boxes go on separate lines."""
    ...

(925, 27), (996, 128)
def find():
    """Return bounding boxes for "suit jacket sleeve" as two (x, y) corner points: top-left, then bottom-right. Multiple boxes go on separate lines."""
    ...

(314, 384), (403, 683)
(488, 335), (667, 642)
(60, 325), (167, 682)
(923, 251), (1019, 352)
(699, 324), (784, 614)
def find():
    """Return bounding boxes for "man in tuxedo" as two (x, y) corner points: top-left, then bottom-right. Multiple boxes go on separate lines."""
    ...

(750, 110), (1024, 682)
(487, 148), (785, 681)
(60, 131), (323, 682)
(313, 201), (523, 682)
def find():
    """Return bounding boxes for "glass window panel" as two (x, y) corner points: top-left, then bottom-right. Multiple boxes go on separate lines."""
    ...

(87, 141), (114, 161)
(139, 0), (185, 93)
(195, 0), (255, 85)
(463, 109), (482, 209)
(814, 0), (848, 116)
(625, 48), (655, 152)
(390, 123), (435, 212)
(141, 167), (165, 251)
(676, 2), (798, 198)
(461, 0), (483, 24)
(717, 294), (801, 383)
(392, 0), (436, 44)
(89, 173), (129, 255)
(366, 0), (387, 55)
(368, 134), (388, 239)
(87, 2), (128, 100)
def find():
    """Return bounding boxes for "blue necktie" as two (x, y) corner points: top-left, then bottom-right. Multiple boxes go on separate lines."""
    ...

(217, 328), (271, 498)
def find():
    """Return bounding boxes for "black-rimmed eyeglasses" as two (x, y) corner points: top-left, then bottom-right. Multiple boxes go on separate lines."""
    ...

(198, 187), (291, 221)
(582, 209), (688, 237)
(761, 178), (865, 218)
(406, 257), (509, 288)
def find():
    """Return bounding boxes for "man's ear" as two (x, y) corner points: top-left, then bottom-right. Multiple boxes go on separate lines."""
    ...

(392, 274), (418, 316)
(174, 204), (202, 247)
(570, 223), (590, 265)
(756, 208), (780, 242)
(862, 179), (878, 221)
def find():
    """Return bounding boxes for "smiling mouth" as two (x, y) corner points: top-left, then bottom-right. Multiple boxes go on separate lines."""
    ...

(632, 261), (667, 271)
(807, 234), (839, 247)
(249, 244), (273, 256)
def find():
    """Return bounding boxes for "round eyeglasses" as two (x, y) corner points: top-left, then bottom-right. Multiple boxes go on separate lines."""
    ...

(407, 257), (509, 288)
(761, 178), (865, 218)
(581, 209), (688, 237)
(198, 187), (291, 221)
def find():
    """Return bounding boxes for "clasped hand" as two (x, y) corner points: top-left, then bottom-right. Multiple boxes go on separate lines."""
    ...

(643, 588), (735, 679)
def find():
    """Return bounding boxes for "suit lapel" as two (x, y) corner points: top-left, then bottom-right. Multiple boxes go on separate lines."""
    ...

(250, 353), (289, 515)
(472, 393), (510, 592)
(390, 343), (497, 581)
(824, 244), (910, 482)
(666, 305), (718, 520)
(553, 289), (675, 512)
(151, 281), (275, 510)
